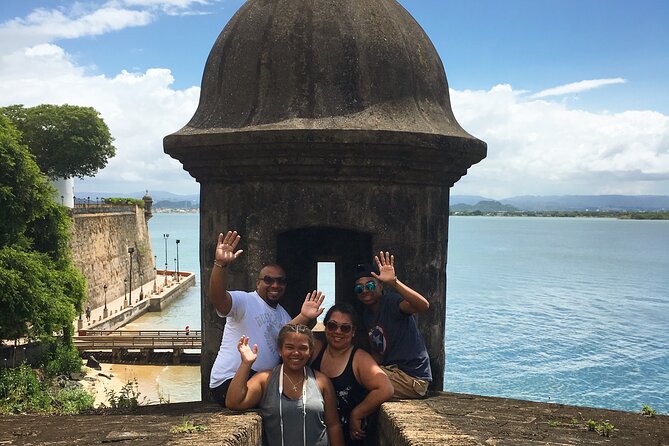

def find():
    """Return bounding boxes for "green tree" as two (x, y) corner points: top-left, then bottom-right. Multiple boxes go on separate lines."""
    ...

(1, 104), (115, 179)
(0, 115), (86, 344)
(0, 115), (53, 247)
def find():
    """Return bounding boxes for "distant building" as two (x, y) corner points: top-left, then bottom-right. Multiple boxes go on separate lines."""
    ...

(51, 177), (74, 208)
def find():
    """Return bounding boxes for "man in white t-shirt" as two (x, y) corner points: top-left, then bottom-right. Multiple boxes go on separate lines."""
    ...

(208, 230), (325, 406)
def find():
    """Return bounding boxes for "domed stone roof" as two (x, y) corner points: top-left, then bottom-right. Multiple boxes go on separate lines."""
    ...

(164, 0), (486, 185)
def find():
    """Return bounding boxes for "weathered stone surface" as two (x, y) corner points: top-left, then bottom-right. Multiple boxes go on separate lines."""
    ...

(378, 393), (669, 446)
(1, 397), (667, 445)
(167, 0), (482, 136)
(163, 0), (487, 400)
(104, 430), (150, 442)
(70, 207), (155, 309)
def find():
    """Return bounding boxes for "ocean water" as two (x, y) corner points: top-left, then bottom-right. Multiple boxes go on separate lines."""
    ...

(133, 213), (668, 414)
(445, 216), (669, 414)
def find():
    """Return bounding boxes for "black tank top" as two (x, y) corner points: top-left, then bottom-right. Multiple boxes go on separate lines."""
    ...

(312, 347), (368, 446)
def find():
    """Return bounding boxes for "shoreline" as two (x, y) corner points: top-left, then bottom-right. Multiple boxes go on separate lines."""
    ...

(76, 274), (201, 407)
(81, 362), (201, 407)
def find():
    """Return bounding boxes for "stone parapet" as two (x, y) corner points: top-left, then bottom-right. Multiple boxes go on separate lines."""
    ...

(377, 392), (669, 445)
(1, 395), (667, 445)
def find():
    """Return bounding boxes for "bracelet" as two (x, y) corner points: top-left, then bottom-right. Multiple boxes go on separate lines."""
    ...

(213, 261), (226, 269)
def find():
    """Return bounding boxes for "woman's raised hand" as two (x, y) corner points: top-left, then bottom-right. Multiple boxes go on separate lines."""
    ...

(237, 335), (258, 365)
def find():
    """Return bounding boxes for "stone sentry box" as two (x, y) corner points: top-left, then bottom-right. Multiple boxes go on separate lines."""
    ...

(164, 0), (486, 401)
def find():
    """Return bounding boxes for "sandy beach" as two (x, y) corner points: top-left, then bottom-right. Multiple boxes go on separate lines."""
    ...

(81, 362), (201, 407)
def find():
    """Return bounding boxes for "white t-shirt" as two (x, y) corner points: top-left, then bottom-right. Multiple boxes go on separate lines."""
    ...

(209, 290), (292, 388)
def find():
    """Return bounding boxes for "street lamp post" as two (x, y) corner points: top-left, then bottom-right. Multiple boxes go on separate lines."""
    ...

(103, 284), (108, 318)
(153, 255), (158, 294)
(124, 278), (128, 308)
(163, 234), (169, 286)
(128, 247), (134, 304)
(175, 239), (181, 282)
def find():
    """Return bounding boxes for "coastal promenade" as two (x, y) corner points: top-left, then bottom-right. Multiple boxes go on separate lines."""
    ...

(75, 270), (195, 333)
(1, 394), (666, 445)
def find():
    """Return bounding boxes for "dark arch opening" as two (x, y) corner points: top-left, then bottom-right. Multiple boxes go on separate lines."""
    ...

(277, 227), (373, 318)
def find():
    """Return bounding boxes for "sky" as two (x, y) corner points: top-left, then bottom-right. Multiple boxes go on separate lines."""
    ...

(1, 0), (668, 199)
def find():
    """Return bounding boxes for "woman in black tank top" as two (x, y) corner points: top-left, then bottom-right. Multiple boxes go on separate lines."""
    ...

(311, 304), (394, 445)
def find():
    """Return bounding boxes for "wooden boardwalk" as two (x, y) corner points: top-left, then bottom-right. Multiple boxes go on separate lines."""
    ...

(75, 329), (201, 364)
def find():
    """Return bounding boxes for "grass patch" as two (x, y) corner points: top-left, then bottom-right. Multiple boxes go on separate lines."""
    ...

(170, 417), (207, 434)
(641, 404), (656, 418)
(103, 379), (144, 411)
(595, 420), (615, 437)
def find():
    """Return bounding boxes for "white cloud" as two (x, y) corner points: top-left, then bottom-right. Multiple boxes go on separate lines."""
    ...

(451, 85), (669, 198)
(1, 2), (667, 198)
(0, 43), (201, 194)
(118, 0), (212, 7)
(531, 78), (627, 99)
(0, 6), (154, 53)
(2, 41), (667, 198)
(0, 0), (218, 54)
(111, 0), (217, 16)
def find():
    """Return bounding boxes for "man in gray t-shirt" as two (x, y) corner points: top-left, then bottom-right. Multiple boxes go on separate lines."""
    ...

(354, 252), (432, 398)
(209, 230), (325, 407)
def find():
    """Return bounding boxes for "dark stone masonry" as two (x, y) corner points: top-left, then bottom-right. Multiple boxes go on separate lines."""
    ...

(164, 0), (486, 400)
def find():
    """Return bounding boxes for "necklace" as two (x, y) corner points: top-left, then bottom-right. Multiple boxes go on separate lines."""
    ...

(279, 365), (307, 446)
(283, 371), (304, 393)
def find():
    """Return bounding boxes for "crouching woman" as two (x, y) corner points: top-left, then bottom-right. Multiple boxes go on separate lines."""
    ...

(226, 324), (345, 446)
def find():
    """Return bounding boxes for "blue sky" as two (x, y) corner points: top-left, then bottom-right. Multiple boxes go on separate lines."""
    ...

(1, 0), (668, 198)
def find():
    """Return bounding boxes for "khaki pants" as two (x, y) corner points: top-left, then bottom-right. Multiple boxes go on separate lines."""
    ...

(381, 365), (429, 399)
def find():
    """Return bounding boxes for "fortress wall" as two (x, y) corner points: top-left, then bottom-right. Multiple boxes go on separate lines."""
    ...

(70, 206), (156, 309)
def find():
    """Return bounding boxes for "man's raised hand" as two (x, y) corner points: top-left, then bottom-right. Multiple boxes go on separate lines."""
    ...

(215, 231), (243, 267)
(372, 251), (396, 283)
(300, 290), (326, 320)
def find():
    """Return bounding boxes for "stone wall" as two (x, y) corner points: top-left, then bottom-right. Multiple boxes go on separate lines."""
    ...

(69, 206), (156, 309)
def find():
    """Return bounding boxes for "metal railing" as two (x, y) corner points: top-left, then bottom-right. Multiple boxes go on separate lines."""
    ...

(74, 330), (201, 350)
(78, 329), (200, 337)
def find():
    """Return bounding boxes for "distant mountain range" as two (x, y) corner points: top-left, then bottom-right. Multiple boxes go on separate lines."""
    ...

(451, 195), (669, 211)
(450, 200), (518, 213)
(78, 191), (669, 212)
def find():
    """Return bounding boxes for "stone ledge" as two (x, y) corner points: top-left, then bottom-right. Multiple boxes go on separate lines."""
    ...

(0, 402), (262, 446)
(378, 392), (669, 446)
(1, 395), (666, 445)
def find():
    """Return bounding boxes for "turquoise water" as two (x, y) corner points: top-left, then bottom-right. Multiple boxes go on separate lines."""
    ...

(445, 216), (669, 414)
(140, 213), (668, 413)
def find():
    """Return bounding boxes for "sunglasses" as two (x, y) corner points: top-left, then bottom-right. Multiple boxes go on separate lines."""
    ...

(325, 320), (353, 334)
(354, 280), (377, 295)
(259, 275), (287, 286)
